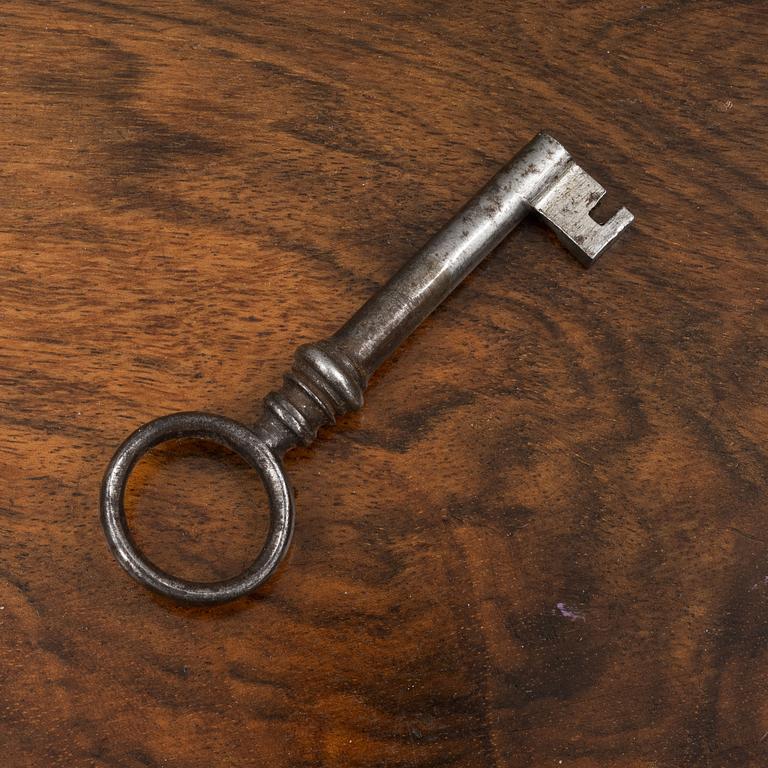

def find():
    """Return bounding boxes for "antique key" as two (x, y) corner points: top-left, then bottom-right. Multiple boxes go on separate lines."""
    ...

(102, 132), (634, 604)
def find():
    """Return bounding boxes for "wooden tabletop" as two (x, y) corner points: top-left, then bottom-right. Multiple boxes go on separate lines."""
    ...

(1, 2), (766, 766)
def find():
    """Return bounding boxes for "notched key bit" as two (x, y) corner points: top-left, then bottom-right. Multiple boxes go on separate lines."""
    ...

(101, 132), (634, 604)
(531, 161), (634, 265)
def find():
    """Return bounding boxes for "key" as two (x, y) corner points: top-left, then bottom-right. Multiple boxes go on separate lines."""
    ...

(101, 132), (634, 604)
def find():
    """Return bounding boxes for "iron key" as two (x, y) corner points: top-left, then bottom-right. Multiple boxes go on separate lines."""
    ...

(101, 132), (634, 604)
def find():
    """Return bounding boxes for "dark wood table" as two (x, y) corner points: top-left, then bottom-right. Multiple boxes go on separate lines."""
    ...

(1, 2), (765, 766)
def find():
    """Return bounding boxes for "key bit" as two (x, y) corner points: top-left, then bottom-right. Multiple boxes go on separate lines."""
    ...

(101, 132), (634, 604)
(530, 161), (634, 265)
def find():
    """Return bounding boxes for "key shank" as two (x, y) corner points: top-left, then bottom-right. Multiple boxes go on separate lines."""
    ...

(256, 132), (633, 455)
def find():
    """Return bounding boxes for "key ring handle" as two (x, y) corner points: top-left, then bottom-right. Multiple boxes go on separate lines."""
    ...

(101, 412), (294, 604)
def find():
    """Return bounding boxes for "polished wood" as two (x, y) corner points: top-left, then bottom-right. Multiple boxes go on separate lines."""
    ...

(1, 2), (766, 766)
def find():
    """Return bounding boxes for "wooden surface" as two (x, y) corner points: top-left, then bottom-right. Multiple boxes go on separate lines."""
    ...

(1, 2), (766, 766)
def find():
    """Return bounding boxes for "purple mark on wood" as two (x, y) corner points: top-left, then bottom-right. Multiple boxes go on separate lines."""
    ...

(556, 602), (585, 621)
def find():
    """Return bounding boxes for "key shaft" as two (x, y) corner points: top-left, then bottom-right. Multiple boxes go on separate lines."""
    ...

(256, 132), (633, 455)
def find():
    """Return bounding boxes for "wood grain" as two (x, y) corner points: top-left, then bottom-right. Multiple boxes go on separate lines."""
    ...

(0, 1), (766, 766)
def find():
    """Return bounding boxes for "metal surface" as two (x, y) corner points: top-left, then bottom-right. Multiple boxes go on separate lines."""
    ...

(101, 132), (634, 604)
